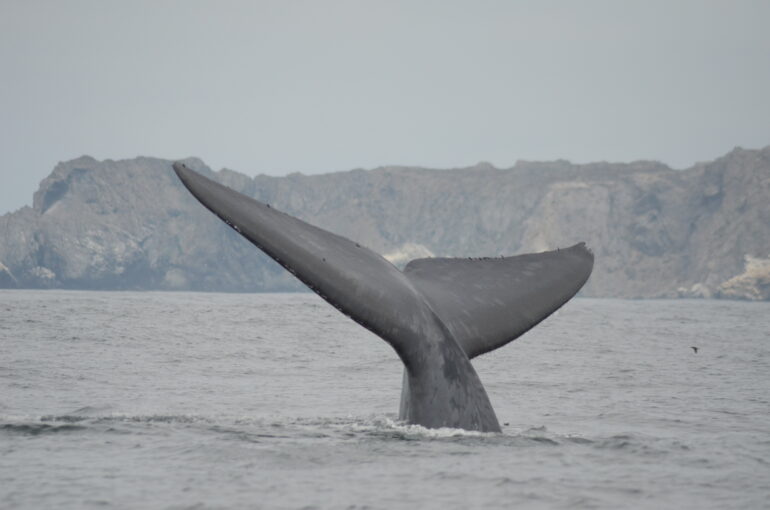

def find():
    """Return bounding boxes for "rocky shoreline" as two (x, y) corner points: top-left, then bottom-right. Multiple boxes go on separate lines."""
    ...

(1, 147), (768, 299)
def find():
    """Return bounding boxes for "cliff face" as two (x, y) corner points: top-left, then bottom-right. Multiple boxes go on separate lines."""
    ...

(1, 147), (768, 299)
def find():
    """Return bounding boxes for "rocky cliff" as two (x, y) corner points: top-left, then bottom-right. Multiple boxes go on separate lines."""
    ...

(1, 147), (768, 299)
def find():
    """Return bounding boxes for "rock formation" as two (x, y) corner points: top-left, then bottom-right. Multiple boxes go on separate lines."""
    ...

(1, 146), (768, 299)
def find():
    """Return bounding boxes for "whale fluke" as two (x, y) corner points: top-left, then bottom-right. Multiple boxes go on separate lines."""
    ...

(404, 245), (593, 359)
(172, 162), (594, 432)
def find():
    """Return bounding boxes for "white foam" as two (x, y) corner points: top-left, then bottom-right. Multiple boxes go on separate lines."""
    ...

(350, 417), (497, 438)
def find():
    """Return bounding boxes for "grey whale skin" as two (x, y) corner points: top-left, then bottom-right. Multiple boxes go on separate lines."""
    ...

(173, 163), (594, 432)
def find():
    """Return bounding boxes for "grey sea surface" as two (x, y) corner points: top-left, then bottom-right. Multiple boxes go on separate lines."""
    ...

(1, 290), (769, 509)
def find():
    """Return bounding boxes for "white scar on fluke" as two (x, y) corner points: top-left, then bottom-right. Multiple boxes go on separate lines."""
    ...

(173, 162), (594, 432)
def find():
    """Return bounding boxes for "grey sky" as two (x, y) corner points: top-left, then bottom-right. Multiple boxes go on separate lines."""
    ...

(1, 0), (769, 214)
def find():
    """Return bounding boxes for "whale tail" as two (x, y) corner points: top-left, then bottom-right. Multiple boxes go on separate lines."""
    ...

(172, 162), (593, 431)
(404, 243), (593, 360)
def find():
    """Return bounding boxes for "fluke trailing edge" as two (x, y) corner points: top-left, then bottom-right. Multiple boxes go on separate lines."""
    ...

(172, 162), (594, 432)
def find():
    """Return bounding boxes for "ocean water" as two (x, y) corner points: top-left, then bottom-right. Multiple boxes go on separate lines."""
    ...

(1, 290), (769, 509)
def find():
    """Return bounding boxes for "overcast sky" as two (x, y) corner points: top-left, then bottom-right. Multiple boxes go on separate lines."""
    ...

(1, 0), (769, 214)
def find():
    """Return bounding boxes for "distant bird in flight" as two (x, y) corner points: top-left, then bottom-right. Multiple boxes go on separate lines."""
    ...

(691, 346), (699, 354)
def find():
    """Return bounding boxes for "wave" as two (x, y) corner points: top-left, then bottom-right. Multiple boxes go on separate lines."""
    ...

(0, 412), (685, 455)
(0, 422), (86, 436)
